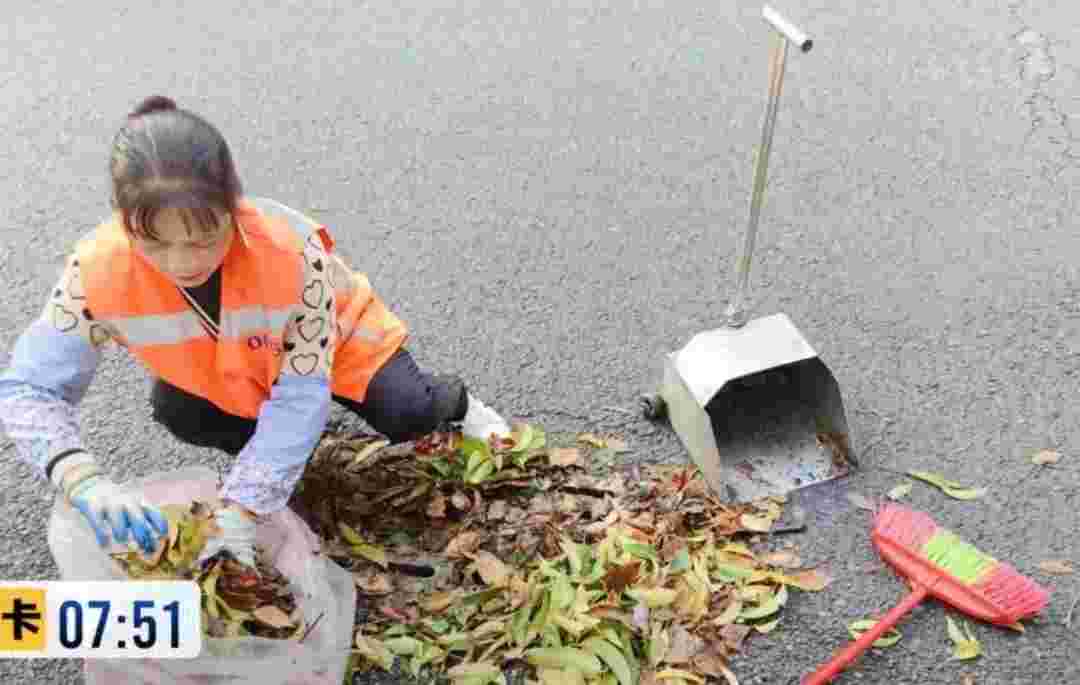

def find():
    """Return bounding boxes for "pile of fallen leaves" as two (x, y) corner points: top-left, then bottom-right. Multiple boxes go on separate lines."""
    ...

(288, 425), (833, 684)
(111, 501), (308, 640)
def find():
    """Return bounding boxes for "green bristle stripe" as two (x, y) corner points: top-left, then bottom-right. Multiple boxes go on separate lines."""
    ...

(921, 530), (998, 584)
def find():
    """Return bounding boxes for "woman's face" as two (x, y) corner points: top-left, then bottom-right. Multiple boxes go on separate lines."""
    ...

(129, 207), (235, 287)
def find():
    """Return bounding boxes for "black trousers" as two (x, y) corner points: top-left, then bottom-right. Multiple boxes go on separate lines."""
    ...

(149, 348), (468, 456)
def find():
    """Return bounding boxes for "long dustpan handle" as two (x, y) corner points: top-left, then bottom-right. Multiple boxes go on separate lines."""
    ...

(724, 6), (813, 328)
(801, 584), (929, 685)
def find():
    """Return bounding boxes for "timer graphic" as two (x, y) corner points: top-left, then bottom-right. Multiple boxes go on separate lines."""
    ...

(0, 581), (201, 659)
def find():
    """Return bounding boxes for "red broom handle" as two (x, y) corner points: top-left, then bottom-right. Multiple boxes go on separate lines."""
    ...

(802, 584), (929, 685)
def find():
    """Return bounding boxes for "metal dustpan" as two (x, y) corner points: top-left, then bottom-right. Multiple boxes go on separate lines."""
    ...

(642, 6), (856, 504)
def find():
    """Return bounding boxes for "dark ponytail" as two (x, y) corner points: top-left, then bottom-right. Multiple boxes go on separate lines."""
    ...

(129, 95), (177, 118)
(110, 95), (243, 240)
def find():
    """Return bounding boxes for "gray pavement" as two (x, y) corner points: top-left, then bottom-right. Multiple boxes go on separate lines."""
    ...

(2, 1), (1078, 683)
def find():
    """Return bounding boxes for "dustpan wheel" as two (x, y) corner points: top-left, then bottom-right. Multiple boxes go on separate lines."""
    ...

(640, 393), (667, 421)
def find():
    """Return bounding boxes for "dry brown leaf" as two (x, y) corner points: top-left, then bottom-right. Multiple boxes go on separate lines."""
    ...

(1031, 449), (1061, 466)
(487, 500), (508, 521)
(780, 568), (833, 591)
(422, 591), (459, 614)
(589, 496), (612, 522)
(626, 511), (655, 531)
(548, 447), (582, 467)
(473, 550), (511, 588)
(558, 494), (579, 513)
(354, 572), (393, 595)
(665, 625), (706, 664)
(690, 645), (731, 679)
(445, 530), (482, 558)
(426, 492), (447, 518)
(509, 574), (532, 609)
(583, 510), (620, 537)
(739, 513), (772, 532)
(603, 561), (642, 594)
(761, 550), (801, 569)
(1038, 560), (1075, 575)
(252, 605), (293, 629)
(720, 624), (752, 652)
(960, 674), (976, 685)
(451, 491), (472, 511)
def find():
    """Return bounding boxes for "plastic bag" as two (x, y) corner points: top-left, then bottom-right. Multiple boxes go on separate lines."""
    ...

(47, 467), (355, 685)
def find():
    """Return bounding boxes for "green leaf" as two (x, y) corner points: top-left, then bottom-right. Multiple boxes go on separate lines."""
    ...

(447, 662), (503, 684)
(525, 647), (604, 675)
(627, 587), (678, 608)
(739, 592), (782, 621)
(551, 574), (575, 611)
(669, 549), (691, 573)
(530, 589), (552, 636)
(339, 522), (366, 546)
(622, 541), (659, 566)
(463, 588), (503, 606)
(561, 538), (586, 577)
(351, 543), (388, 569)
(712, 563), (756, 582)
(430, 458), (454, 477)
(511, 424), (537, 452)
(512, 604), (531, 646)
(907, 471), (987, 500)
(428, 619), (450, 634)
(384, 636), (423, 655)
(353, 635), (396, 671)
(848, 619), (902, 647)
(582, 638), (634, 685)
(382, 623), (412, 638)
(946, 615), (983, 661)
(466, 460), (496, 484)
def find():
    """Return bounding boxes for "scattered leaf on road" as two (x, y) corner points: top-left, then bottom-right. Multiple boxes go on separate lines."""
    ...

(907, 471), (987, 500)
(761, 550), (801, 569)
(946, 615), (982, 661)
(1038, 560), (1075, 575)
(848, 619), (902, 647)
(887, 483), (912, 501)
(846, 492), (875, 511)
(1030, 449), (1061, 466)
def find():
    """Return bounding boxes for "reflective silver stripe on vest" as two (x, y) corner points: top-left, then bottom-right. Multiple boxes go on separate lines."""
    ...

(246, 197), (320, 242)
(109, 307), (293, 346)
(109, 310), (209, 346)
(219, 306), (293, 340)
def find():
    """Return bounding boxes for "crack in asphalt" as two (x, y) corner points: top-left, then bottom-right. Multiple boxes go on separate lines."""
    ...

(1008, 0), (1080, 179)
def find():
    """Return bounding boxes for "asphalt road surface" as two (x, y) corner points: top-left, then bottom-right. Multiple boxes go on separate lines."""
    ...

(2, 1), (1078, 683)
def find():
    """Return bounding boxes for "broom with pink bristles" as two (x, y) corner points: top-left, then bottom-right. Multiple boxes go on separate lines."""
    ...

(803, 503), (1051, 684)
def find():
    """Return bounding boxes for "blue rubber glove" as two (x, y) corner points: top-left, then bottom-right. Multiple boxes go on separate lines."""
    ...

(196, 505), (257, 568)
(59, 460), (169, 556)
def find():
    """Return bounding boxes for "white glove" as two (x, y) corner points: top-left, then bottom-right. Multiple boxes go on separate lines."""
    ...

(56, 454), (169, 556)
(460, 393), (511, 440)
(197, 505), (257, 569)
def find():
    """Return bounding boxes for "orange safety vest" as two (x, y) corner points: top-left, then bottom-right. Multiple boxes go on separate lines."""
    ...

(74, 197), (408, 418)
